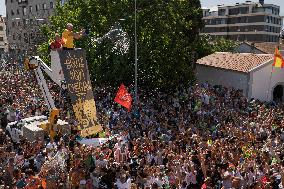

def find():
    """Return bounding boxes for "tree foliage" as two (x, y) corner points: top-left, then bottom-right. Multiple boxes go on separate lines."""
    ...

(194, 34), (239, 58)
(39, 1), (238, 89)
(39, 0), (205, 89)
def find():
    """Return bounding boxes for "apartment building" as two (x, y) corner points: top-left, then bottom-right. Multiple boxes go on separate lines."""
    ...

(201, 0), (282, 42)
(5, 0), (58, 54)
(0, 16), (8, 53)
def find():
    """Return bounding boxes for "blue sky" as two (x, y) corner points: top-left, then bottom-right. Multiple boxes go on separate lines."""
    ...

(0, 0), (5, 17)
(0, 0), (283, 17)
(200, 0), (284, 15)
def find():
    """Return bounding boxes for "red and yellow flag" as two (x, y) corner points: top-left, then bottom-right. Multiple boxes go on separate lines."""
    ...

(114, 84), (132, 111)
(272, 48), (284, 68)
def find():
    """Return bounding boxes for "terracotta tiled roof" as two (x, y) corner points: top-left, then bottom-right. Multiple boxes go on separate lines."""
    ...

(246, 42), (284, 54)
(196, 52), (273, 73)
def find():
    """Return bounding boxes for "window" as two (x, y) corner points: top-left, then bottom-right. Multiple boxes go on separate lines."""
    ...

(17, 9), (20, 15)
(218, 9), (226, 16)
(273, 17), (275, 24)
(0, 37), (3, 41)
(12, 21), (15, 27)
(220, 27), (226, 32)
(13, 35), (15, 40)
(11, 10), (14, 16)
(229, 8), (240, 15)
(36, 4), (39, 11)
(29, 6), (32, 13)
(23, 7), (27, 15)
(50, 2), (54, 9)
(18, 0), (21, 2)
(11, 0), (13, 3)
(0, 26), (3, 31)
(240, 7), (248, 14)
(18, 34), (21, 40)
(43, 3), (47, 10)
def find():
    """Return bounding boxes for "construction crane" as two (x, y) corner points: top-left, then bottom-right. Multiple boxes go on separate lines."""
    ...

(24, 51), (68, 140)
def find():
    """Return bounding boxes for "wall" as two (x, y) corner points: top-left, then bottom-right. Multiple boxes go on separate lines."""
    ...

(0, 16), (8, 53)
(249, 59), (284, 101)
(196, 65), (249, 96)
(201, 4), (282, 43)
(5, 0), (56, 54)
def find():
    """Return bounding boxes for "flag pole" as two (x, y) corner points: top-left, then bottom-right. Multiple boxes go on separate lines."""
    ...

(134, 0), (138, 112)
(267, 46), (280, 101)
(266, 65), (274, 101)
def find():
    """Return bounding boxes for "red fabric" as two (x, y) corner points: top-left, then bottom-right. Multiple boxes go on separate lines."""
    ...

(201, 183), (207, 189)
(260, 176), (267, 184)
(261, 175), (268, 189)
(50, 40), (63, 49)
(272, 47), (284, 68)
(114, 84), (132, 111)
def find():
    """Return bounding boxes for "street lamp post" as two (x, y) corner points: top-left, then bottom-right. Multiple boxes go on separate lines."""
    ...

(134, 0), (138, 111)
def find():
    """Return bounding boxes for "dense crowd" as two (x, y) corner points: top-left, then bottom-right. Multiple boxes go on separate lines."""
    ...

(0, 60), (284, 189)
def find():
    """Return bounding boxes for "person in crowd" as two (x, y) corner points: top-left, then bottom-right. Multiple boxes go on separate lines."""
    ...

(0, 60), (284, 188)
(49, 33), (63, 50)
(62, 23), (85, 50)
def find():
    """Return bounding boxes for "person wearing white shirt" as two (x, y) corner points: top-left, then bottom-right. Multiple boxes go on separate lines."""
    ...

(145, 176), (154, 188)
(96, 154), (108, 169)
(247, 169), (256, 187)
(90, 172), (101, 188)
(186, 169), (197, 187)
(115, 174), (131, 189)
(222, 170), (234, 189)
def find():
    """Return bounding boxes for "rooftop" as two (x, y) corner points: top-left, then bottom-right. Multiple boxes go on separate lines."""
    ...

(245, 42), (284, 54)
(196, 52), (273, 73)
(202, 1), (280, 13)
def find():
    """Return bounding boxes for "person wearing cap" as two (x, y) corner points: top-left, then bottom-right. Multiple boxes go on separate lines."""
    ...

(62, 23), (85, 50)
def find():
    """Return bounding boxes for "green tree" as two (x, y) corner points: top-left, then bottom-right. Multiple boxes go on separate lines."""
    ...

(39, 0), (204, 89)
(194, 34), (239, 58)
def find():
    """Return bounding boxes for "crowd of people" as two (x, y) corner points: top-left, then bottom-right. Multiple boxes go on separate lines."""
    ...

(0, 59), (284, 189)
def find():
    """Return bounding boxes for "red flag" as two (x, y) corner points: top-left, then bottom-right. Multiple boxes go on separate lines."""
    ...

(114, 84), (132, 111)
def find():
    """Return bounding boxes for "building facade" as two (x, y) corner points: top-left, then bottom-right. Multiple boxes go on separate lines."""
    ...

(201, 0), (282, 42)
(5, 0), (57, 54)
(196, 52), (284, 102)
(0, 16), (8, 53)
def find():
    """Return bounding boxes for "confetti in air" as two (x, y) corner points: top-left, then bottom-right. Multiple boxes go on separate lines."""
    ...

(91, 22), (130, 55)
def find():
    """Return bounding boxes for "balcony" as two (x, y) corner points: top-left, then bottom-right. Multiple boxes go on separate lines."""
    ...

(18, 0), (28, 6)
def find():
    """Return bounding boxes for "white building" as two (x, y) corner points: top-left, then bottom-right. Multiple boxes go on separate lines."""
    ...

(0, 16), (8, 53)
(196, 52), (284, 102)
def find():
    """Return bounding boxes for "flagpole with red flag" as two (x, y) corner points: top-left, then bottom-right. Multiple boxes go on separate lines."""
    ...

(114, 84), (133, 111)
(267, 46), (284, 101)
